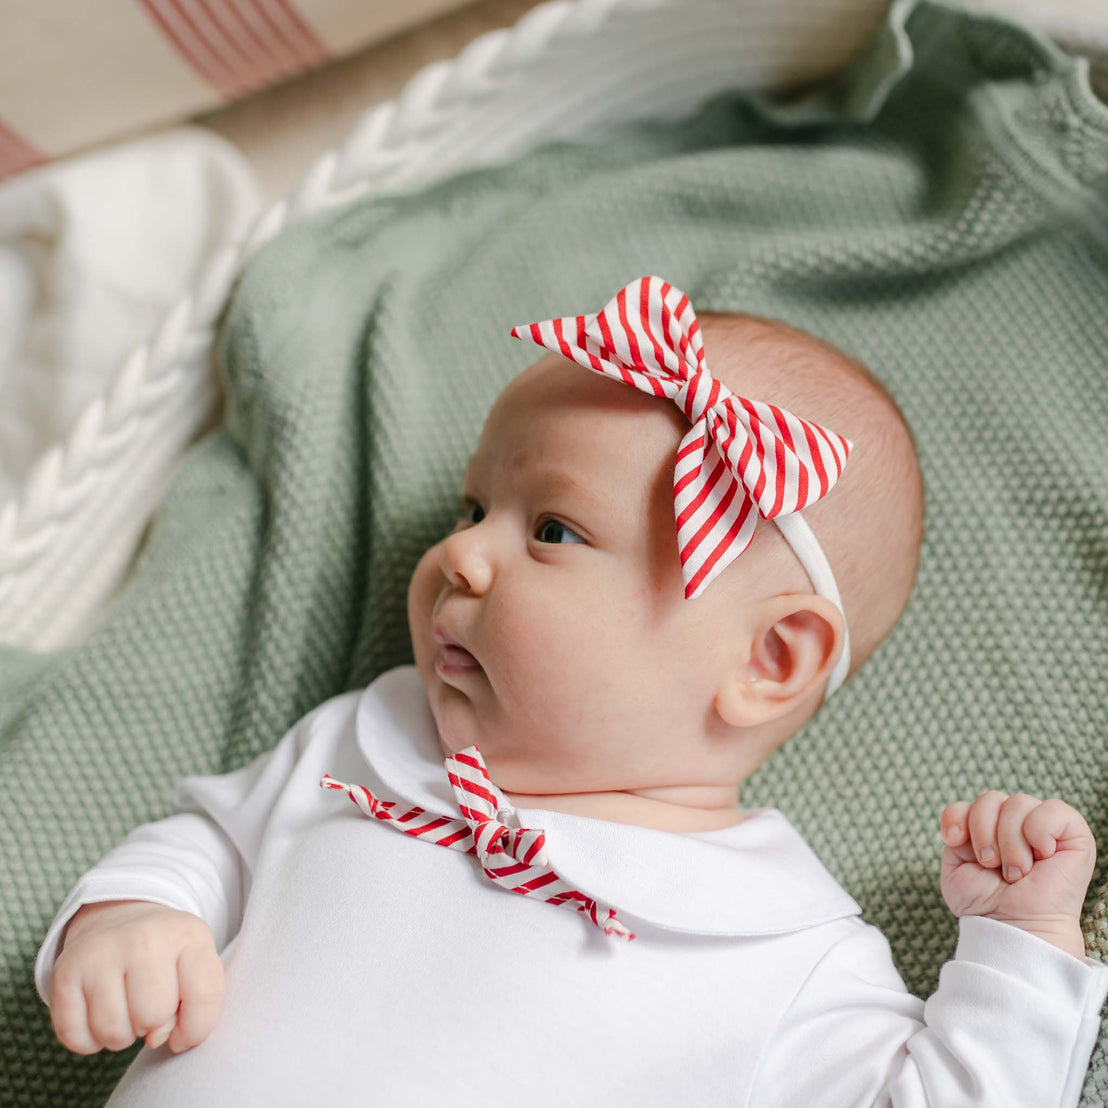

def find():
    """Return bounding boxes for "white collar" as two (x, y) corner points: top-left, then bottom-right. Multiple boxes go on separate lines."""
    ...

(355, 667), (861, 937)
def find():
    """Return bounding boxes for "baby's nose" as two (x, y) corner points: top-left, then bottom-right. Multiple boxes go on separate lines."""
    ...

(439, 531), (494, 595)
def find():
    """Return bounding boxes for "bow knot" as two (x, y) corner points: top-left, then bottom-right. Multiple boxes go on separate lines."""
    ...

(675, 365), (724, 426)
(470, 813), (549, 869)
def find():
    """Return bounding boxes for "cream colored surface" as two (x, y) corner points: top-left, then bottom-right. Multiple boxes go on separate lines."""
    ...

(195, 0), (896, 201)
(0, 1), (206, 154)
(307, 0), (471, 49)
(0, 0), (476, 165)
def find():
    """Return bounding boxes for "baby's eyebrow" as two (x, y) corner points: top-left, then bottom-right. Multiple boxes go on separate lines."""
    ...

(527, 467), (607, 513)
(463, 459), (608, 514)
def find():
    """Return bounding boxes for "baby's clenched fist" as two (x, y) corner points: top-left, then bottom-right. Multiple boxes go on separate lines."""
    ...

(49, 900), (223, 1055)
(939, 792), (1096, 958)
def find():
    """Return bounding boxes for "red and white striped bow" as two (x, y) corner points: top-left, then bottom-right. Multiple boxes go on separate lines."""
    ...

(321, 746), (635, 940)
(510, 276), (853, 599)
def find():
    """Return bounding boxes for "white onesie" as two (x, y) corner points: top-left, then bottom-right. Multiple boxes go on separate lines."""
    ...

(35, 666), (1108, 1107)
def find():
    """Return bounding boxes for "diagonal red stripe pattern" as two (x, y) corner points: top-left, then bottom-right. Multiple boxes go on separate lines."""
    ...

(320, 744), (635, 941)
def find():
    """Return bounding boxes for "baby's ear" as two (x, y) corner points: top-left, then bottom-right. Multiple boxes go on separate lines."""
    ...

(715, 594), (846, 728)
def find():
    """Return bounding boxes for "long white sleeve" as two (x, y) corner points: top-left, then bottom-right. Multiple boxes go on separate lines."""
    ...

(749, 913), (1108, 1107)
(33, 696), (350, 1007)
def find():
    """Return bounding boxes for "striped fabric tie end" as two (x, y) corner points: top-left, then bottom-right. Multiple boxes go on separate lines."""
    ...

(321, 746), (635, 941)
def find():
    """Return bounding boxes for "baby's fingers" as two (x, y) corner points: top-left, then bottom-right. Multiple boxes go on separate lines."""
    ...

(49, 967), (99, 1055)
(125, 955), (180, 1049)
(995, 793), (1040, 882)
(940, 801), (972, 847)
(166, 942), (224, 1053)
(1023, 799), (1092, 861)
(145, 1018), (176, 1050)
(84, 970), (135, 1052)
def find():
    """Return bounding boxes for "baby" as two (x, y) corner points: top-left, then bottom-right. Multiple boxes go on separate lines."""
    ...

(36, 277), (1106, 1106)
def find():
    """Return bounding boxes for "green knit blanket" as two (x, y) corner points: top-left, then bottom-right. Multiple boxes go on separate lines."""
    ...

(3, 1), (1107, 1103)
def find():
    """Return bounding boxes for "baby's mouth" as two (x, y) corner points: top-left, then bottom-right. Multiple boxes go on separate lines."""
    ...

(440, 643), (480, 669)
(433, 625), (482, 674)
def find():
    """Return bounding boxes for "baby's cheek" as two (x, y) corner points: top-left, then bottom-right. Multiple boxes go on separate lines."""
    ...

(515, 598), (625, 710)
(487, 584), (575, 684)
(406, 545), (442, 662)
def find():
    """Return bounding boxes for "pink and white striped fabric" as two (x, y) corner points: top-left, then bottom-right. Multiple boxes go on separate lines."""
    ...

(321, 746), (636, 941)
(0, 0), (468, 181)
(133, 0), (330, 102)
(510, 276), (853, 599)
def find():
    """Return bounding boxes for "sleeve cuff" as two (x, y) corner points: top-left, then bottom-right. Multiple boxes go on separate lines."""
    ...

(956, 914), (1108, 1016)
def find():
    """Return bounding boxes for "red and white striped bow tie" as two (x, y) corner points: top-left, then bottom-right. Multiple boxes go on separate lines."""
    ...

(320, 746), (635, 941)
(509, 275), (853, 601)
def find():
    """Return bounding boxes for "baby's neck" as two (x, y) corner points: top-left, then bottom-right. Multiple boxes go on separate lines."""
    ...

(500, 783), (748, 833)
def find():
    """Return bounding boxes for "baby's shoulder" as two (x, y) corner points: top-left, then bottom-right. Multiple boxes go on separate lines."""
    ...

(272, 687), (368, 769)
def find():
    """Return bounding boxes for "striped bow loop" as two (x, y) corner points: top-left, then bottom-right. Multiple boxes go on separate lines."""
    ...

(321, 745), (635, 940)
(510, 275), (852, 599)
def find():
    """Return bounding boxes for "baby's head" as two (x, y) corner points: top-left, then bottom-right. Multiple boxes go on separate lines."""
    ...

(407, 288), (923, 799)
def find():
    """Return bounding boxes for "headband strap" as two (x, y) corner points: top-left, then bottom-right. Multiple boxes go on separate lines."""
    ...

(773, 513), (850, 700)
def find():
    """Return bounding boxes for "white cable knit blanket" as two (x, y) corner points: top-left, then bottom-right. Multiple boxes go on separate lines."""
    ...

(0, 128), (259, 648)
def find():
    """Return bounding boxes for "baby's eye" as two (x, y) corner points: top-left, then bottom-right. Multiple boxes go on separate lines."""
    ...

(535, 518), (585, 545)
(460, 499), (485, 526)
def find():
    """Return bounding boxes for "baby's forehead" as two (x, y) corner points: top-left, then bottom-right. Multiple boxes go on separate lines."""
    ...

(474, 354), (686, 461)
(464, 358), (690, 539)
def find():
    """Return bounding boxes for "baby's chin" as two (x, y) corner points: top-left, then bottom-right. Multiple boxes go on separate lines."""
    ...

(427, 708), (530, 791)
(424, 684), (483, 758)
(432, 725), (471, 759)
(421, 681), (590, 792)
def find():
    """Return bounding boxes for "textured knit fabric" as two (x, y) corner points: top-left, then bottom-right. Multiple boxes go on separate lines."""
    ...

(1, 0), (1107, 1104)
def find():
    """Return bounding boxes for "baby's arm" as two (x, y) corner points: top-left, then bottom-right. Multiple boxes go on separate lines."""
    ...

(749, 913), (1107, 1106)
(748, 793), (1107, 1107)
(35, 696), (348, 1056)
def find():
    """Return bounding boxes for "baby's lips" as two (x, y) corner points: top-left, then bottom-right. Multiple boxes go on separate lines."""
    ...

(433, 624), (482, 669)
(441, 643), (480, 668)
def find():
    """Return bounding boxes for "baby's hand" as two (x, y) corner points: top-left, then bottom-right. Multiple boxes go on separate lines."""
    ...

(49, 899), (224, 1055)
(940, 792), (1096, 958)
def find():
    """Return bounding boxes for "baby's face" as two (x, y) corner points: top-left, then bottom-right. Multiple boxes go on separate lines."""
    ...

(407, 354), (758, 796)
